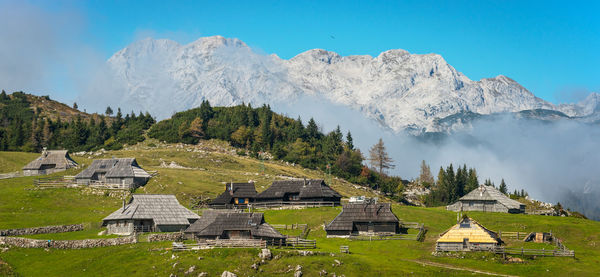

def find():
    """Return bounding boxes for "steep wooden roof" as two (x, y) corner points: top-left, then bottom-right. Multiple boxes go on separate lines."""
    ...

(210, 182), (257, 205)
(22, 150), (77, 170)
(257, 179), (341, 200)
(75, 158), (150, 179)
(325, 203), (399, 231)
(456, 185), (523, 210)
(184, 210), (284, 238)
(102, 194), (200, 225)
(437, 217), (500, 244)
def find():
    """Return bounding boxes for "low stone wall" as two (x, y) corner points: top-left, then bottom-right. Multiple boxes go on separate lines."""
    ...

(147, 232), (184, 242)
(0, 235), (137, 249)
(0, 224), (84, 236)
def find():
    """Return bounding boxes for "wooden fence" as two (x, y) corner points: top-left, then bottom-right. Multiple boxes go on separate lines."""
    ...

(271, 223), (308, 230)
(250, 201), (337, 209)
(265, 237), (317, 249)
(172, 239), (266, 251)
(498, 231), (527, 240)
(495, 247), (574, 257)
(33, 176), (77, 188)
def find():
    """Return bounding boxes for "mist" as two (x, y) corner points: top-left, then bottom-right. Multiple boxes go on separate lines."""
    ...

(269, 94), (600, 220)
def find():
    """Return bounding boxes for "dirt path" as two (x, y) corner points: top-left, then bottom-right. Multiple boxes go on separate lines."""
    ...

(403, 259), (519, 277)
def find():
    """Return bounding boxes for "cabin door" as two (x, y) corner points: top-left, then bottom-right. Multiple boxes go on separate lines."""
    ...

(463, 238), (469, 249)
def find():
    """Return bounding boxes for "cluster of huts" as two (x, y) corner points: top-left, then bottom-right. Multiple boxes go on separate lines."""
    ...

(22, 149), (151, 189)
(209, 179), (342, 208)
(22, 149), (529, 252)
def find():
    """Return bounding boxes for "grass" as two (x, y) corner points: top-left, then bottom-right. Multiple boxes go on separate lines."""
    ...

(0, 151), (39, 173)
(1, 142), (599, 276)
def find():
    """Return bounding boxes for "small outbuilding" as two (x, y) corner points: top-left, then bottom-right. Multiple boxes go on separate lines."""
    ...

(184, 210), (285, 244)
(436, 217), (502, 251)
(325, 202), (404, 237)
(256, 179), (341, 205)
(447, 185), (525, 213)
(74, 158), (151, 189)
(209, 182), (257, 208)
(22, 149), (77, 176)
(102, 194), (200, 235)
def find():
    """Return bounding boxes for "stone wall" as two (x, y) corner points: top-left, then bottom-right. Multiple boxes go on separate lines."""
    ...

(0, 224), (84, 236)
(0, 235), (137, 249)
(147, 232), (184, 242)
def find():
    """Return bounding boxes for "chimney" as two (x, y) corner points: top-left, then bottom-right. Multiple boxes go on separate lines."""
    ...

(42, 147), (48, 157)
(303, 178), (306, 187)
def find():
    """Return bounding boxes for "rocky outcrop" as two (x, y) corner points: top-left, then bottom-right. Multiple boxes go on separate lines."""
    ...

(0, 235), (137, 249)
(0, 224), (84, 236)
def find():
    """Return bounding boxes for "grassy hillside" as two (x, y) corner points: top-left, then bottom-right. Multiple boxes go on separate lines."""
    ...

(0, 142), (599, 276)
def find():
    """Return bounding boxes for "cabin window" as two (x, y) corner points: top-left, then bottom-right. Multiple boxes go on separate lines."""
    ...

(238, 198), (245, 204)
(290, 195), (300, 200)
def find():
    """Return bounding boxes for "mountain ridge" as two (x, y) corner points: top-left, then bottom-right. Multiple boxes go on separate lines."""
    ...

(91, 35), (599, 133)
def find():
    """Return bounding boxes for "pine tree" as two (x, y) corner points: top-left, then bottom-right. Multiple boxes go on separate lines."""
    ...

(499, 179), (508, 194)
(73, 102), (78, 110)
(466, 168), (479, 192)
(368, 138), (395, 175)
(306, 118), (319, 141)
(346, 131), (354, 150)
(455, 164), (467, 198)
(105, 106), (113, 116)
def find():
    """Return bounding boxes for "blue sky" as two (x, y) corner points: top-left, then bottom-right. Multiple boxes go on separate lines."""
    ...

(4, 0), (600, 103)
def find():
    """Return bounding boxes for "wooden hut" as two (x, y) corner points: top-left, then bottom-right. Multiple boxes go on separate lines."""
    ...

(102, 194), (200, 235)
(325, 202), (404, 237)
(256, 179), (341, 205)
(74, 158), (151, 189)
(184, 210), (285, 244)
(447, 185), (525, 213)
(209, 182), (257, 209)
(22, 149), (77, 176)
(436, 217), (502, 251)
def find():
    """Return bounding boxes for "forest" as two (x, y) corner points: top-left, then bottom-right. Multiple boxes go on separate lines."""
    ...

(0, 91), (154, 152)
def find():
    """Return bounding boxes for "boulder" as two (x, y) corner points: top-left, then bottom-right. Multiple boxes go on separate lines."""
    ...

(259, 248), (272, 260)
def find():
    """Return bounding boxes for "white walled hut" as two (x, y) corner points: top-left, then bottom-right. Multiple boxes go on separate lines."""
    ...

(447, 185), (525, 214)
(325, 202), (405, 237)
(102, 194), (200, 235)
(22, 149), (77, 176)
(74, 158), (151, 189)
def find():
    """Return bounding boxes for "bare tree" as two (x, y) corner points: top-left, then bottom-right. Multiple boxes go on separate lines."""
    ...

(419, 160), (434, 187)
(368, 138), (395, 175)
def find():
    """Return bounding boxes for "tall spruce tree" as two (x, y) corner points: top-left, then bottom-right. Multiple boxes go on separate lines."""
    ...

(499, 179), (508, 194)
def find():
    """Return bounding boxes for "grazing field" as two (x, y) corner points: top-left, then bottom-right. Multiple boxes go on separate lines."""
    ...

(1, 142), (599, 276)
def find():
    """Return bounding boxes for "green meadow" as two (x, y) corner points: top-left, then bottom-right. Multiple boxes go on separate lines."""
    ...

(1, 142), (599, 276)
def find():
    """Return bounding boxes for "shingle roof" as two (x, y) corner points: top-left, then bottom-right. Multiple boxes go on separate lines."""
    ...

(210, 182), (257, 205)
(102, 194), (200, 225)
(458, 185), (523, 210)
(325, 203), (399, 231)
(75, 158), (150, 179)
(184, 210), (284, 239)
(257, 179), (341, 200)
(437, 217), (500, 243)
(22, 150), (78, 170)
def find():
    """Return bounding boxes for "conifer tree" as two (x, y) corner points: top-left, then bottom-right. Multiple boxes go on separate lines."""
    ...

(418, 160), (434, 187)
(105, 106), (113, 116)
(499, 179), (508, 194)
(73, 102), (78, 110)
(368, 138), (395, 175)
(346, 131), (354, 150)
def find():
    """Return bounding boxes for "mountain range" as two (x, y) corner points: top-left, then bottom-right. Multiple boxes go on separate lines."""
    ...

(99, 35), (599, 133)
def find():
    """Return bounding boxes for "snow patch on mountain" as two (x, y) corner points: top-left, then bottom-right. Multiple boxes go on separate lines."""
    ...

(95, 35), (598, 133)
